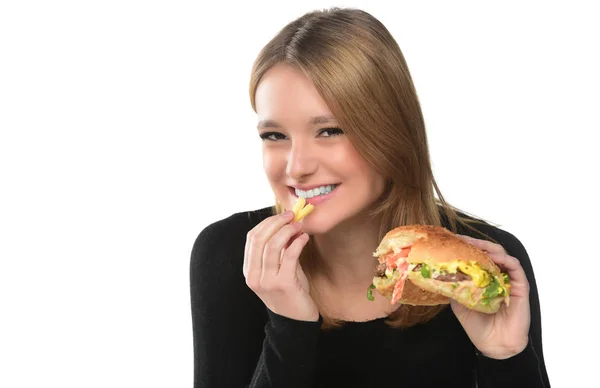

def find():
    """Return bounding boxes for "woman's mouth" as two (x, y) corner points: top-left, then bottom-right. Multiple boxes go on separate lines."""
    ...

(290, 184), (339, 205)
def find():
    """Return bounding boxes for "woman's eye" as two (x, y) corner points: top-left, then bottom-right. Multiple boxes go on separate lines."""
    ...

(259, 132), (287, 141)
(319, 127), (344, 137)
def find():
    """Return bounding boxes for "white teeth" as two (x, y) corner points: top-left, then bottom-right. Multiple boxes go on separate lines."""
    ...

(295, 184), (338, 199)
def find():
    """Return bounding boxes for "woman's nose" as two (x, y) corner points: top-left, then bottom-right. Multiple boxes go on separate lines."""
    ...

(285, 141), (317, 180)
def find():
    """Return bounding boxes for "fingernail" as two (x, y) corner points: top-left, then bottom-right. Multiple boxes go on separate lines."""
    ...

(283, 210), (294, 218)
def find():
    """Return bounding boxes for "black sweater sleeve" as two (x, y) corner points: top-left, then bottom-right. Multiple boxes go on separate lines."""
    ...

(190, 212), (321, 388)
(474, 228), (551, 388)
(249, 311), (321, 387)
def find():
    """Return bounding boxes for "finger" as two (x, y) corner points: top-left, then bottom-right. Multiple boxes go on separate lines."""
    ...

(284, 231), (304, 249)
(245, 233), (264, 288)
(243, 227), (263, 278)
(450, 299), (471, 319)
(488, 252), (527, 282)
(487, 252), (520, 272)
(254, 211), (296, 273)
(488, 253), (530, 297)
(245, 211), (294, 283)
(261, 222), (303, 279)
(457, 234), (506, 255)
(254, 210), (295, 239)
(279, 233), (310, 280)
(280, 231), (304, 265)
(244, 210), (294, 277)
(243, 231), (251, 278)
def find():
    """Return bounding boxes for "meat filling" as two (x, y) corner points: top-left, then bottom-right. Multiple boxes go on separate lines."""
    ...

(412, 264), (472, 282)
(375, 262), (387, 277)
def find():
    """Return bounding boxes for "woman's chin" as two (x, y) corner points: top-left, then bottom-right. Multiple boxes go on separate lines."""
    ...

(299, 214), (334, 236)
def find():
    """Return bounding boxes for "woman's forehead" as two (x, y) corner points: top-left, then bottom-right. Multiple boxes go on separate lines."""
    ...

(255, 66), (335, 126)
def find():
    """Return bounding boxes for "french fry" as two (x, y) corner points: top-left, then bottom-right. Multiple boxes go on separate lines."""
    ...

(291, 197), (315, 222)
(295, 203), (315, 222)
(292, 197), (306, 217)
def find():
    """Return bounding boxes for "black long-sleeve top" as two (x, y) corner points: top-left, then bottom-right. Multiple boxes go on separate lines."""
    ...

(190, 207), (550, 387)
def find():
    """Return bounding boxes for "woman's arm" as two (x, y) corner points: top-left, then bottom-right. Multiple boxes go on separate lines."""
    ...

(190, 213), (321, 388)
(474, 230), (551, 387)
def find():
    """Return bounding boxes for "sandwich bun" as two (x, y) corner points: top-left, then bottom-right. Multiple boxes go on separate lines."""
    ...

(372, 225), (510, 313)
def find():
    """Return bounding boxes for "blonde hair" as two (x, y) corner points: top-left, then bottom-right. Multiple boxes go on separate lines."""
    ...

(249, 7), (490, 329)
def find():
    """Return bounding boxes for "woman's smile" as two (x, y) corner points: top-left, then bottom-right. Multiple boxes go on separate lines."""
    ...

(289, 184), (340, 206)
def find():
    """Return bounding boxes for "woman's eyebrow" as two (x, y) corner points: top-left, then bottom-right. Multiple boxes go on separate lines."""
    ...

(257, 119), (280, 130)
(309, 115), (337, 125)
(257, 115), (337, 130)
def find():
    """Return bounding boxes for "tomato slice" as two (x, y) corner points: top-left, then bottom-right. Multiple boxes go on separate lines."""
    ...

(391, 261), (409, 304)
(385, 247), (412, 269)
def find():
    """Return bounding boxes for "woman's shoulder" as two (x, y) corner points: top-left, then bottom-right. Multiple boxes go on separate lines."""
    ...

(196, 206), (274, 242)
(191, 206), (274, 264)
(190, 207), (273, 320)
(444, 208), (529, 262)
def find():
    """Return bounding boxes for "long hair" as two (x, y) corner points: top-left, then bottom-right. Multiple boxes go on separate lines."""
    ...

(249, 7), (490, 329)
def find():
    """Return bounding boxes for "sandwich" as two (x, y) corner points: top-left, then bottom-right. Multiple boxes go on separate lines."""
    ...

(369, 225), (511, 314)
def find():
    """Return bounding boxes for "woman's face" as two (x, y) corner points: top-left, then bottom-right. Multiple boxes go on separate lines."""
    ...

(254, 64), (386, 235)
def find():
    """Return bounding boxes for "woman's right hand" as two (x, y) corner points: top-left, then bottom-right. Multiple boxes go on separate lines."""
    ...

(243, 210), (319, 322)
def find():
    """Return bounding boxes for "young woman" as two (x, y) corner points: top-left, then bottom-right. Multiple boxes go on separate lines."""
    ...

(191, 7), (550, 388)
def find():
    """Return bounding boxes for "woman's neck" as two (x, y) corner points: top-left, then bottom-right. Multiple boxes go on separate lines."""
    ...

(311, 213), (382, 291)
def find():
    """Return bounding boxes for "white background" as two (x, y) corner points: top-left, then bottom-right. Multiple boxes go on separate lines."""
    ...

(1, 1), (598, 387)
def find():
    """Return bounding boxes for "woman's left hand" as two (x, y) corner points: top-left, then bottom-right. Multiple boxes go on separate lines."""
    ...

(453, 235), (531, 359)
